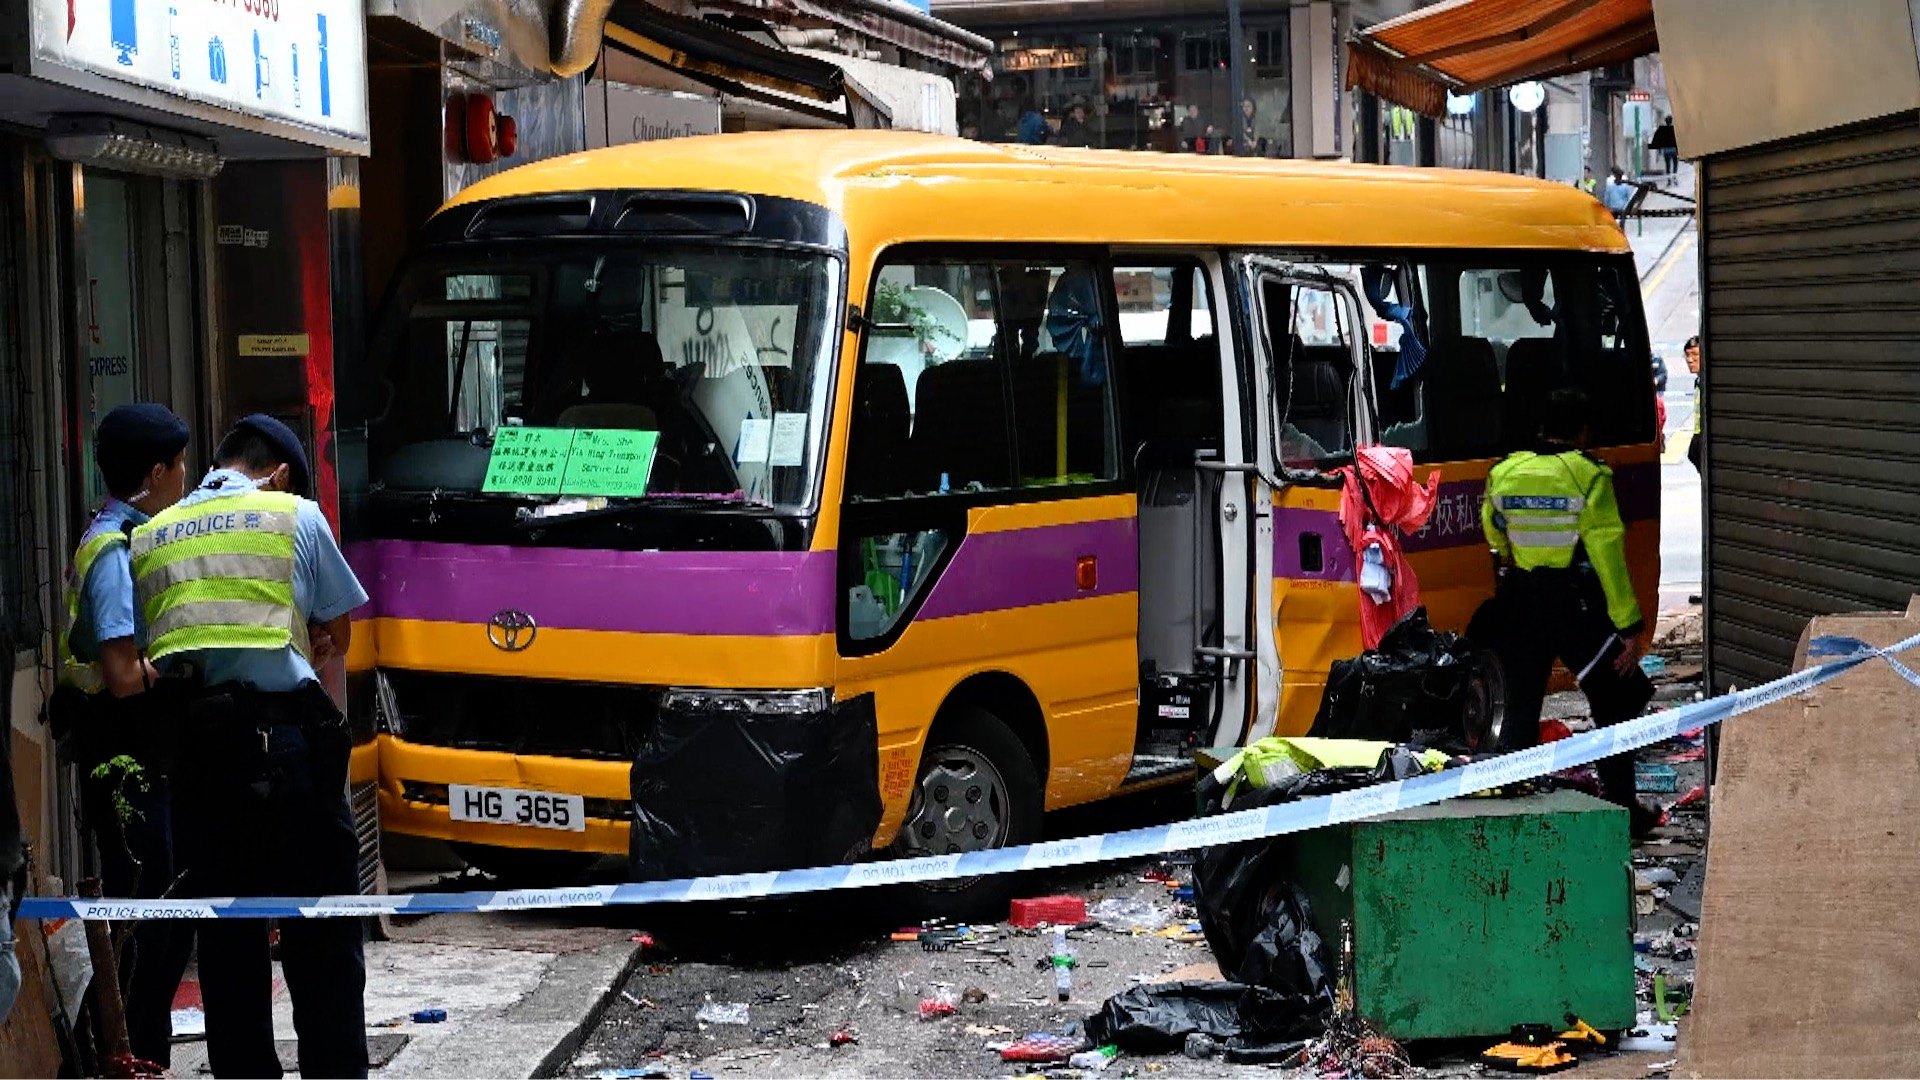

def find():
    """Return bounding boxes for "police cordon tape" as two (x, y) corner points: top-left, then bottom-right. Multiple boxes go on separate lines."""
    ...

(23, 632), (1920, 922)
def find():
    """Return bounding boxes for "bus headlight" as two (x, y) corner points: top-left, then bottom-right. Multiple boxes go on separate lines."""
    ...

(373, 671), (405, 737)
(659, 687), (832, 719)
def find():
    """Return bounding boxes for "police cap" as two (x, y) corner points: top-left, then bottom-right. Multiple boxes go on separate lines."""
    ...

(96, 404), (190, 497)
(232, 413), (311, 497)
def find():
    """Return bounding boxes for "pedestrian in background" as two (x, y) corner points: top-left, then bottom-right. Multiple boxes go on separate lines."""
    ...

(130, 414), (370, 1078)
(1684, 334), (1703, 471)
(54, 403), (196, 1067)
(1482, 389), (1659, 834)
(1177, 104), (1204, 151)
(1650, 116), (1679, 180)
(1602, 168), (1634, 221)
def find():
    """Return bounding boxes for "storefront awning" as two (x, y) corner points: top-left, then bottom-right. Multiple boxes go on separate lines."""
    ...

(1347, 0), (1658, 117)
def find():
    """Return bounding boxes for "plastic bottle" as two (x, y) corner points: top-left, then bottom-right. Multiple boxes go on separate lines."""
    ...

(1050, 926), (1074, 1002)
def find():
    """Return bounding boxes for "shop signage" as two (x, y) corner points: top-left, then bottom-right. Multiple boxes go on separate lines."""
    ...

(29, 0), (369, 145)
(1000, 46), (1087, 73)
(237, 333), (310, 357)
(584, 81), (721, 150)
(1627, 90), (1652, 102)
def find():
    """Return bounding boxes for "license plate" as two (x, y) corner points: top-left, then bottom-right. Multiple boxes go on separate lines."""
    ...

(447, 785), (586, 832)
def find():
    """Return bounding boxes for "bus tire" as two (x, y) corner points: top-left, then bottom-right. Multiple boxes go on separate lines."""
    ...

(450, 842), (598, 887)
(889, 704), (1044, 921)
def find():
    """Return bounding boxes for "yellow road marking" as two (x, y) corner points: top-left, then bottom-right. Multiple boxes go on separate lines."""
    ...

(1642, 229), (1695, 302)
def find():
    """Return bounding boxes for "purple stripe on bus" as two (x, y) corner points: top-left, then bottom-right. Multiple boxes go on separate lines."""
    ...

(916, 516), (1140, 621)
(1273, 459), (1659, 572)
(1271, 507), (1356, 583)
(345, 540), (837, 637)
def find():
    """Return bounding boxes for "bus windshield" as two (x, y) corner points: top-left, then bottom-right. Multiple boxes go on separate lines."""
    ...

(366, 243), (840, 511)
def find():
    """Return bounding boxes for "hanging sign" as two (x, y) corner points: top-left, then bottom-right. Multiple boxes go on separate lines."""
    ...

(29, 0), (370, 146)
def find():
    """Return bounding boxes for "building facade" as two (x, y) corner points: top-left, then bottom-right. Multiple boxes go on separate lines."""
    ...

(0, 0), (373, 888)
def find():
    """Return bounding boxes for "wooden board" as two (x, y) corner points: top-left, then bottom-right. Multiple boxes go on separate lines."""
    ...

(0, 919), (65, 1077)
(1683, 597), (1920, 1077)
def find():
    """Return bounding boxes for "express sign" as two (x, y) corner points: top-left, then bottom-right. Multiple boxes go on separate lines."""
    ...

(29, 0), (369, 147)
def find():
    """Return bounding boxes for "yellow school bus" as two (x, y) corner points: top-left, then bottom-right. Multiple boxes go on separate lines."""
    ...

(346, 131), (1657, 904)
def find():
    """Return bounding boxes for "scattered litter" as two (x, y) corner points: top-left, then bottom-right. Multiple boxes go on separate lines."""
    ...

(695, 1000), (750, 1026)
(1068, 1045), (1119, 1071)
(1618, 1022), (1679, 1053)
(1150, 921), (1207, 943)
(1635, 762), (1680, 794)
(1671, 785), (1708, 811)
(619, 991), (654, 1009)
(588, 1068), (668, 1080)
(1049, 926), (1077, 1002)
(1638, 655), (1667, 676)
(629, 932), (655, 950)
(1647, 1058), (1679, 1075)
(1664, 746), (1706, 763)
(1636, 866), (1679, 889)
(829, 1024), (858, 1047)
(1182, 1032), (1220, 1059)
(999, 1032), (1085, 1064)
(961, 986), (989, 1005)
(965, 1024), (1015, 1037)
(1088, 897), (1173, 933)
(918, 987), (959, 1020)
(411, 1009), (447, 1024)
(1636, 895), (1658, 916)
(1010, 895), (1088, 929)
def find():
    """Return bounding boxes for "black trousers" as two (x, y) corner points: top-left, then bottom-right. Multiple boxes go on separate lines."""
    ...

(176, 685), (367, 1079)
(1496, 568), (1655, 808)
(84, 772), (195, 1066)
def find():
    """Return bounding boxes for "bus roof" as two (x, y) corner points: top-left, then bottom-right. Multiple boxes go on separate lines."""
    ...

(444, 129), (1629, 255)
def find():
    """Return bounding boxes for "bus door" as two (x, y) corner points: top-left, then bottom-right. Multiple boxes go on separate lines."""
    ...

(1239, 257), (1377, 739)
(1118, 256), (1255, 767)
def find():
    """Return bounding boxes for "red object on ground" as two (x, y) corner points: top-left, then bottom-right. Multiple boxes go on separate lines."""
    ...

(1539, 718), (1574, 743)
(1008, 895), (1086, 929)
(1000, 1033), (1085, 1063)
(830, 1026), (858, 1046)
(1672, 785), (1708, 809)
(917, 999), (957, 1020)
(1338, 446), (1442, 649)
(1665, 746), (1706, 763)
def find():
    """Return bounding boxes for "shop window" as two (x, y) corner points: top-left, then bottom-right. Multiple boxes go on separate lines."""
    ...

(847, 257), (1119, 501)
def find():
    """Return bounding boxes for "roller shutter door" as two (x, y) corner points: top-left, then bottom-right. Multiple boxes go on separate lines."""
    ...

(1701, 110), (1920, 690)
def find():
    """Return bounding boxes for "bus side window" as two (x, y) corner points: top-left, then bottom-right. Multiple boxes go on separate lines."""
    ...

(1264, 278), (1358, 468)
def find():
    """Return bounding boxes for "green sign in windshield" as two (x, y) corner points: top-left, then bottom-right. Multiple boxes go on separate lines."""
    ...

(561, 429), (659, 498)
(481, 427), (574, 494)
(482, 427), (659, 497)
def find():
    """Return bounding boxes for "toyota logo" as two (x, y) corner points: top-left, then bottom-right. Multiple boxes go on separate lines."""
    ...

(487, 609), (537, 652)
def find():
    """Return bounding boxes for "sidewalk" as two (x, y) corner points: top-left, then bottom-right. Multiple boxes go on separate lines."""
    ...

(1623, 159), (1696, 280)
(168, 899), (641, 1078)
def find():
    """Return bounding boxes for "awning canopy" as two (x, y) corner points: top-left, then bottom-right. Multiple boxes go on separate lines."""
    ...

(1347, 0), (1658, 117)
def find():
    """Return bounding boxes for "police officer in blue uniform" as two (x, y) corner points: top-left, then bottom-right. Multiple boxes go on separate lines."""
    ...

(133, 415), (370, 1078)
(55, 403), (196, 1067)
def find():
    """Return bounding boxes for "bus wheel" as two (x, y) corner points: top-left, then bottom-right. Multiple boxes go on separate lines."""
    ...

(450, 842), (598, 887)
(1461, 647), (1509, 754)
(890, 705), (1042, 920)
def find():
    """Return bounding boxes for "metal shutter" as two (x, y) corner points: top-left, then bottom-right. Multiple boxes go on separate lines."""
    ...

(1701, 110), (1920, 690)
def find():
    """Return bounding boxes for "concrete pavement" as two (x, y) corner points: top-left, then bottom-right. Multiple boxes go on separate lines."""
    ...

(166, 890), (643, 1078)
(1629, 160), (1703, 611)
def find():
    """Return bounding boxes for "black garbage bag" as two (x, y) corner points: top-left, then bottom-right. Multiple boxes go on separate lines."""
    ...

(1193, 748), (1432, 995)
(629, 693), (883, 880)
(1309, 606), (1484, 746)
(1084, 981), (1325, 1053)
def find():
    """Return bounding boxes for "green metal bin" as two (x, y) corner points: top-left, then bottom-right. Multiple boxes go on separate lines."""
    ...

(1287, 789), (1634, 1040)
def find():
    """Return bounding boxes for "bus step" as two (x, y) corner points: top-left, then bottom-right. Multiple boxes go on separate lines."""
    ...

(1121, 754), (1195, 787)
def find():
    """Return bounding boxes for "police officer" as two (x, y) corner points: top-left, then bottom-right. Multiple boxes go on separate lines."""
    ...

(55, 403), (196, 1067)
(1482, 388), (1657, 833)
(129, 414), (369, 1078)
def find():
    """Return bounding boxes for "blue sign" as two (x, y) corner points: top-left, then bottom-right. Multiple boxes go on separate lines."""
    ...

(110, 0), (137, 65)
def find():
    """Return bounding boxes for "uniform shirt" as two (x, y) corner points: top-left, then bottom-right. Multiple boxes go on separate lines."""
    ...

(1481, 447), (1643, 635)
(155, 468), (368, 692)
(68, 498), (150, 662)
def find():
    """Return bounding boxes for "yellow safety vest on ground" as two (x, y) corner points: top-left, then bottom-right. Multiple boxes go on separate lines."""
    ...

(130, 490), (303, 661)
(56, 531), (127, 693)
(1481, 448), (1643, 632)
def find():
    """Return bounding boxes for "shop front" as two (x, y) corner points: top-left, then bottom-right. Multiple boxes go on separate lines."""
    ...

(0, 0), (369, 886)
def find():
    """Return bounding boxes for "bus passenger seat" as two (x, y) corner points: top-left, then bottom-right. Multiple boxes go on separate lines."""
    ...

(846, 362), (911, 498)
(1501, 337), (1561, 445)
(911, 358), (1014, 491)
(1287, 343), (1352, 452)
(1425, 336), (1502, 457)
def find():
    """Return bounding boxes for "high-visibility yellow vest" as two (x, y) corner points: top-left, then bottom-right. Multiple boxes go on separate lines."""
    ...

(130, 490), (304, 662)
(56, 530), (128, 693)
(1481, 448), (1643, 632)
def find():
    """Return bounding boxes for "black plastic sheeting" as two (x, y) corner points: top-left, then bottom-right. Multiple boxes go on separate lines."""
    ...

(629, 693), (883, 880)
(1308, 606), (1483, 745)
(1084, 981), (1323, 1053)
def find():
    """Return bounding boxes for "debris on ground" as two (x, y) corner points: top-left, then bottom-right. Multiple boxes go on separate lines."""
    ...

(693, 999), (750, 1026)
(1008, 895), (1087, 929)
